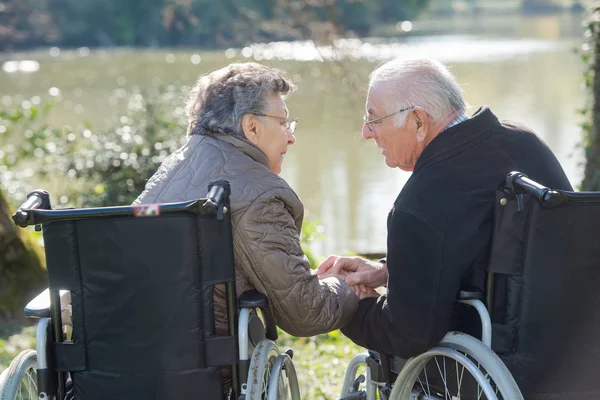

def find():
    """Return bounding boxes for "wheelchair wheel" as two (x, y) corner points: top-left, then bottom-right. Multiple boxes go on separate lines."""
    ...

(245, 340), (300, 400)
(389, 332), (523, 400)
(0, 349), (38, 400)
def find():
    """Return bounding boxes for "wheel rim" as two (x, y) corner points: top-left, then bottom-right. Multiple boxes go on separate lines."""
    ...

(411, 353), (501, 399)
(392, 348), (500, 400)
(13, 365), (37, 400)
(260, 352), (292, 399)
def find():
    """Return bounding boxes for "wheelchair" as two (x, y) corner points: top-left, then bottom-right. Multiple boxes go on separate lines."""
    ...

(339, 171), (600, 400)
(0, 181), (300, 400)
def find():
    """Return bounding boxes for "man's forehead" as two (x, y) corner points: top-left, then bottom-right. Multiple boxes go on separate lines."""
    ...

(365, 91), (384, 115)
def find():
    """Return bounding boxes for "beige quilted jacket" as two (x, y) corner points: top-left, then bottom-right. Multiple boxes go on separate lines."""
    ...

(134, 133), (358, 336)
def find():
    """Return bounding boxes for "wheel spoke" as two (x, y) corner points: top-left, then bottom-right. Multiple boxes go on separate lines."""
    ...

(27, 369), (37, 396)
(416, 375), (428, 397)
(444, 357), (447, 399)
(424, 363), (431, 398)
(477, 361), (483, 400)
(456, 359), (465, 400)
(434, 356), (452, 400)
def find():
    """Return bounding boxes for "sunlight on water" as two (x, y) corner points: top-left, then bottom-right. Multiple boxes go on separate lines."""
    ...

(2, 60), (40, 73)
(238, 36), (565, 64)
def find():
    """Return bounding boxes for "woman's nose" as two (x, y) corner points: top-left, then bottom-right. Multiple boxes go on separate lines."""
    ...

(288, 132), (296, 145)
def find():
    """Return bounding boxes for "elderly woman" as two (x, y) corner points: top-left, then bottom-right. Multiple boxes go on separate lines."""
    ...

(135, 63), (358, 341)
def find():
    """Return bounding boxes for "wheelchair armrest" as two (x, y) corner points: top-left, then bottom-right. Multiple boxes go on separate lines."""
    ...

(458, 286), (483, 301)
(239, 289), (278, 341)
(239, 289), (269, 308)
(24, 288), (71, 318)
(457, 285), (492, 348)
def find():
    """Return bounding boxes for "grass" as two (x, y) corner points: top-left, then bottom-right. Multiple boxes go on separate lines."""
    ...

(0, 324), (36, 370)
(278, 329), (368, 399)
(0, 325), (368, 399)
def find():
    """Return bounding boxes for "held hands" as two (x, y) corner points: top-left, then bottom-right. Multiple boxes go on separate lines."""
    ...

(316, 255), (388, 300)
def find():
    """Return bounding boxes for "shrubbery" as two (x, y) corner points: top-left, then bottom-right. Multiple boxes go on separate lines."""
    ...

(1, 86), (188, 208)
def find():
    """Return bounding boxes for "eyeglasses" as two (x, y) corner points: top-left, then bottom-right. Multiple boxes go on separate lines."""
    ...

(254, 113), (298, 134)
(363, 106), (419, 133)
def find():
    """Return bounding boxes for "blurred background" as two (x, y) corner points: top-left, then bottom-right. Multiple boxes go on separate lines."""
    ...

(0, 0), (591, 259)
(1, 1), (598, 396)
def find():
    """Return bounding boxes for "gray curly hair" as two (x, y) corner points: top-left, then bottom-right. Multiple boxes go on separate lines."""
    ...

(185, 62), (296, 137)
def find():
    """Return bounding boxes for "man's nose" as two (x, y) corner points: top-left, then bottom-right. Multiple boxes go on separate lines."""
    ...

(362, 124), (374, 140)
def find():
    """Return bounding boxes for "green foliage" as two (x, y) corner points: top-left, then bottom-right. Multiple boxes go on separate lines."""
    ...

(378, 0), (430, 22)
(0, 326), (36, 370)
(278, 329), (368, 399)
(580, 6), (600, 191)
(0, 87), (188, 207)
(0, 0), (431, 50)
(300, 219), (325, 269)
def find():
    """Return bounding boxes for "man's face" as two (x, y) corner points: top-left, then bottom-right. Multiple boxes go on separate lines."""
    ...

(254, 93), (296, 175)
(362, 87), (421, 171)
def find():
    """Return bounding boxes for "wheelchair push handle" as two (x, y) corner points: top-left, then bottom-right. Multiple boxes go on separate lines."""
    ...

(12, 189), (51, 227)
(506, 171), (563, 205)
(204, 180), (231, 217)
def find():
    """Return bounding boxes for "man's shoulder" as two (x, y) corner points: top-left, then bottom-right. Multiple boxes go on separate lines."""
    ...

(496, 119), (541, 139)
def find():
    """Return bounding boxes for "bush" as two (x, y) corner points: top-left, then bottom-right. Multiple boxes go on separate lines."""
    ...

(1, 86), (188, 208)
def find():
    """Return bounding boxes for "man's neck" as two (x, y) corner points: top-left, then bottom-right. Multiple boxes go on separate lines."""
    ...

(425, 111), (460, 146)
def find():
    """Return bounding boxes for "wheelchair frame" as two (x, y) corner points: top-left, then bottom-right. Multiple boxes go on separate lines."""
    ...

(339, 293), (522, 400)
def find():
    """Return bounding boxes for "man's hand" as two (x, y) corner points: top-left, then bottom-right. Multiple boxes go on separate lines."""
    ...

(316, 255), (388, 292)
(353, 285), (380, 300)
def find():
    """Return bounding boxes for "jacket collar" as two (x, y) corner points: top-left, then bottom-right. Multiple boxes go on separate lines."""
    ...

(414, 106), (500, 172)
(204, 133), (272, 170)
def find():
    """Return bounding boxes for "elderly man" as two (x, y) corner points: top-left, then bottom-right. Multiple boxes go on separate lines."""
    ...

(317, 58), (572, 392)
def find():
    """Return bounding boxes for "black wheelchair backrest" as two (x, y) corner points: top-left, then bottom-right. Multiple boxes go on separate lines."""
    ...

(487, 172), (600, 397)
(31, 182), (237, 399)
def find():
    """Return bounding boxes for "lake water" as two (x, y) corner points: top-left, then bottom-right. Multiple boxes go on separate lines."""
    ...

(0, 12), (587, 257)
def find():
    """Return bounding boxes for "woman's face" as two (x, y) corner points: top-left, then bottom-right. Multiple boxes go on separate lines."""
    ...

(246, 93), (296, 175)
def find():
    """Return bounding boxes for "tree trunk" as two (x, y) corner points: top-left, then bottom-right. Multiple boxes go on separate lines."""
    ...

(0, 190), (47, 322)
(582, 8), (600, 191)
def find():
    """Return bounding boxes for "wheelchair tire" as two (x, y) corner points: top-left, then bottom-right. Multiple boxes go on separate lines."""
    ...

(0, 349), (38, 400)
(266, 353), (300, 400)
(389, 332), (523, 400)
(246, 340), (300, 400)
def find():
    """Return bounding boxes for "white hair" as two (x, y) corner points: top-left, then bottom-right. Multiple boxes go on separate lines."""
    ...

(368, 57), (466, 127)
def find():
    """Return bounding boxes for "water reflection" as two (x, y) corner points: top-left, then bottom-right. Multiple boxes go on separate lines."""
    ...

(231, 35), (565, 64)
(0, 13), (586, 256)
(2, 60), (40, 73)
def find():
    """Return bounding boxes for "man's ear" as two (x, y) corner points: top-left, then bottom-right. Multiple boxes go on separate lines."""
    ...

(242, 114), (258, 144)
(413, 109), (427, 142)
(414, 109), (428, 131)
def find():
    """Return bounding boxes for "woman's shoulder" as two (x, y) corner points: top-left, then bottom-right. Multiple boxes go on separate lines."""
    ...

(230, 173), (302, 214)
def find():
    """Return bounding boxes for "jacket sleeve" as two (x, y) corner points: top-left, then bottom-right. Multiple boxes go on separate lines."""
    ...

(234, 189), (359, 337)
(342, 209), (461, 358)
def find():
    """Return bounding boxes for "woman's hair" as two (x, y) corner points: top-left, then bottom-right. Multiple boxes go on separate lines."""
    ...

(369, 57), (466, 127)
(185, 62), (296, 137)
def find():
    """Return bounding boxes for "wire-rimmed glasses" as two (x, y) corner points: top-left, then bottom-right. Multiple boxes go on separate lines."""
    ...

(254, 113), (298, 134)
(363, 106), (421, 133)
